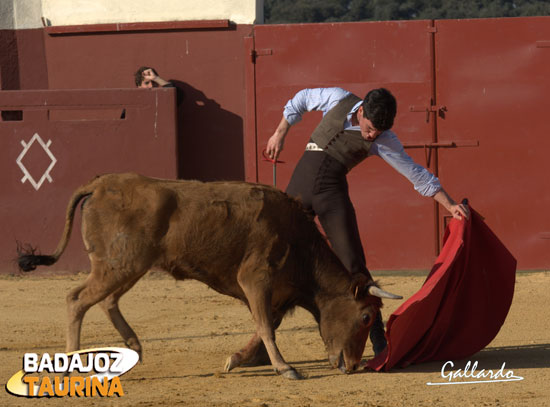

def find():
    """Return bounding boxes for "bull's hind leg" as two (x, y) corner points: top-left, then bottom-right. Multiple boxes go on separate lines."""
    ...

(98, 274), (147, 360)
(66, 281), (107, 354)
(236, 265), (302, 380)
(65, 260), (147, 354)
(224, 315), (282, 372)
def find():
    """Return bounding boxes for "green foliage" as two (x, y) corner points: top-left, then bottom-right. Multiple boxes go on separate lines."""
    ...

(264, 0), (550, 23)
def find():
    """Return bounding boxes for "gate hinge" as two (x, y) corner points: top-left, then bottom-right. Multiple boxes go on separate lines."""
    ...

(409, 105), (447, 122)
(251, 48), (273, 63)
(536, 40), (550, 48)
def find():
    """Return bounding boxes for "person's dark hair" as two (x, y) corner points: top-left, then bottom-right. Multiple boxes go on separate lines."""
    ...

(361, 88), (397, 131)
(134, 66), (157, 87)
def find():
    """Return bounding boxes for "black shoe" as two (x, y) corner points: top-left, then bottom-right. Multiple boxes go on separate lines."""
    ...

(370, 311), (387, 355)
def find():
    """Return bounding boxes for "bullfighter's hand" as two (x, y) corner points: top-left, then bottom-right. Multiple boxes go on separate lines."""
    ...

(433, 189), (470, 221)
(266, 134), (284, 160)
(266, 116), (291, 160)
(450, 203), (470, 220)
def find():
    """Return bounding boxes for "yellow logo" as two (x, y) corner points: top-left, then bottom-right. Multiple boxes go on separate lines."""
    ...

(6, 347), (139, 397)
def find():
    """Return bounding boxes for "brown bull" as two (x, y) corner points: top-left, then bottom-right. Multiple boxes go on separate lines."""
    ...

(18, 173), (400, 379)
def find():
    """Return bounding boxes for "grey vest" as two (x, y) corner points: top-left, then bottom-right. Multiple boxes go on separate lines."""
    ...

(311, 94), (372, 171)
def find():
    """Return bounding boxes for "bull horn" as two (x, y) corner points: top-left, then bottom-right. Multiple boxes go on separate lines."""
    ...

(368, 285), (403, 300)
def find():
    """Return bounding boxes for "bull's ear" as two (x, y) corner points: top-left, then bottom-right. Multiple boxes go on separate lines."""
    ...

(350, 273), (370, 300)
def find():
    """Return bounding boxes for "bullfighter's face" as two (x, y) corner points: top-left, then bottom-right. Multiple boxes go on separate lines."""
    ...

(357, 106), (382, 141)
(319, 295), (382, 373)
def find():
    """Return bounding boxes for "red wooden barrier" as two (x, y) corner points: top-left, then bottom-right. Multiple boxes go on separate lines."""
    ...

(434, 17), (550, 269)
(1, 88), (177, 272)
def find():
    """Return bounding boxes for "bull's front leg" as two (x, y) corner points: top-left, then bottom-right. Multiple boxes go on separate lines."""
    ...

(236, 271), (302, 379)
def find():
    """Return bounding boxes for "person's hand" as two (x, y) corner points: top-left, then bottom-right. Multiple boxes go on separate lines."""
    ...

(141, 68), (157, 82)
(433, 190), (470, 221)
(266, 117), (291, 160)
(449, 202), (470, 220)
(266, 133), (285, 161)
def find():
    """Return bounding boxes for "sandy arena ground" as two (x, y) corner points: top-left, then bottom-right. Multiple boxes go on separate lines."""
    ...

(1, 270), (549, 406)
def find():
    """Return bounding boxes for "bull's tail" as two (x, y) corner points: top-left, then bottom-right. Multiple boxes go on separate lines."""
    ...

(17, 177), (100, 272)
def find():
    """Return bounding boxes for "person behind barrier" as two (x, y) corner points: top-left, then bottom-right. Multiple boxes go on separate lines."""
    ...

(123, 66), (183, 119)
(265, 87), (470, 356)
(134, 66), (174, 89)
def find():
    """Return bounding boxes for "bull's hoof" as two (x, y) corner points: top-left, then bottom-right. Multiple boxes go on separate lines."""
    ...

(224, 354), (241, 372)
(277, 367), (303, 380)
(125, 339), (143, 362)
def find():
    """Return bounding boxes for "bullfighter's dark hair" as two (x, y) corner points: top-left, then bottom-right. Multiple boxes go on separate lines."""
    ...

(134, 66), (158, 87)
(361, 88), (397, 131)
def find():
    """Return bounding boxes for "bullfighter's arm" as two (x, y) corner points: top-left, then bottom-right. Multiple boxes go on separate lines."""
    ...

(370, 133), (469, 220)
(266, 88), (350, 160)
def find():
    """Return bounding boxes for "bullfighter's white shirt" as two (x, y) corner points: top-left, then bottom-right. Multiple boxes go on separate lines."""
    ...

(283, 87), (442, 197)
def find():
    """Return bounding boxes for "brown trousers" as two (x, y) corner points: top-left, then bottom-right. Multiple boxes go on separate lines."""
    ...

(286, 151), (368, 277)
(286, 150), (386, 352)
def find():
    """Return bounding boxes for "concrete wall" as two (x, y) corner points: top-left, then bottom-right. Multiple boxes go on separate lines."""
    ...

(0, 0), (48, 90)
(0, 0), (263, 29)
(42, 0), (263, 25)
(0, 0), (43, 29)
(0, 1), (46, 90)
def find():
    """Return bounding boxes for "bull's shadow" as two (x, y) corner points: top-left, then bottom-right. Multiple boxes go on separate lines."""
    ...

(170, 80), (244, 182)
(366, 343), (550, 374)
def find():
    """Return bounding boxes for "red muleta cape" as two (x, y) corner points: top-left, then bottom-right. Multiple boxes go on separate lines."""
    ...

(367, 206), (517, 371)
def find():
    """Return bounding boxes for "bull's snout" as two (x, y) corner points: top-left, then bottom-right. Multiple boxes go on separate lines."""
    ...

(329, 352), (359, 374)
(328, 353), (341, 369)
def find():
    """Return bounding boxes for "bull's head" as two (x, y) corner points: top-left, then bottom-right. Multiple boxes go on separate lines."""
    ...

(319, 276), (401, 374)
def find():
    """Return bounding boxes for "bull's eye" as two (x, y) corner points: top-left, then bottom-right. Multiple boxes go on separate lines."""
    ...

(362, 314), (371, 325)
